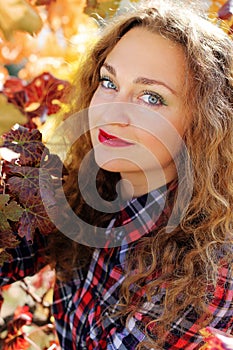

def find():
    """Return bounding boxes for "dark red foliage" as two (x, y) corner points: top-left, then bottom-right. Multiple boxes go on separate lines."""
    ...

(2, 125), (47, 167)
(0, 125), (65, 249)
(2, 72), (70, 129)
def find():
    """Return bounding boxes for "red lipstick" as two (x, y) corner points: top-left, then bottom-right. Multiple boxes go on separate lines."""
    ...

(98, 128), (133, 147)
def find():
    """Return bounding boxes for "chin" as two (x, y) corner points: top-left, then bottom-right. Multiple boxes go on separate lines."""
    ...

(94, 156), (138, 173)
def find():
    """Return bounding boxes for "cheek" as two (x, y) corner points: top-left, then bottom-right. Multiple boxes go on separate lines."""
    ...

(136, 123), (183, 162)
(89, 87), (103, 108)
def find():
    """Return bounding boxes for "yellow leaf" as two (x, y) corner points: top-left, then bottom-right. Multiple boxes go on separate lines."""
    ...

(0, 94), (27, 137)
(84, 0), (121, 19)
(0, 0), (43, 40)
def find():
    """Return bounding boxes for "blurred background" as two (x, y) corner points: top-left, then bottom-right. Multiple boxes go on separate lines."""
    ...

(0, 0), (232, 349)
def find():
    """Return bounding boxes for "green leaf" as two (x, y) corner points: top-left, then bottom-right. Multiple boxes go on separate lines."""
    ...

(0, 211), (11, 231)
(0, 194), (24, 232)
(4, 201), (25, 221)
(0, 194), (10, 207)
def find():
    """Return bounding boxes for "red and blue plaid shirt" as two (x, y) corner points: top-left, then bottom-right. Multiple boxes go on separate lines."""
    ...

(0, 183), (233, 349)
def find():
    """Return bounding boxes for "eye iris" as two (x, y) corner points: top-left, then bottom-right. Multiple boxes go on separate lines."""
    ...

(108, 81), (115, 89)
(148, 95), (158, 104)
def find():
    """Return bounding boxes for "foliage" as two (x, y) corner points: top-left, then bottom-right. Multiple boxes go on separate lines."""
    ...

(1, 72), (70, 130)
(0, 266), (59, 349)
(0, 123), (66, 255)
(0, 71), (68, 349)
(0, 0), (43, 40)
(0, 121), (63, 348)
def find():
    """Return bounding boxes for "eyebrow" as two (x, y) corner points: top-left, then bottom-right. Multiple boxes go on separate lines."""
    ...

(102, 62), (177, 95)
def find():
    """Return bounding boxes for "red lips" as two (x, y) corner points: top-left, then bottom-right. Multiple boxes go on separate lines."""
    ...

(98, 128), (133, 147)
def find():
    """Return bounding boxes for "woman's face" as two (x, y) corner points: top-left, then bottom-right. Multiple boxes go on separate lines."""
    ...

(89, 27), (191, 194)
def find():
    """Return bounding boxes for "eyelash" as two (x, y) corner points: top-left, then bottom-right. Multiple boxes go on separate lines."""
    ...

(99, 75), (167, 106)
(99, 76), (117, 90)
(140, 90), (167, 106)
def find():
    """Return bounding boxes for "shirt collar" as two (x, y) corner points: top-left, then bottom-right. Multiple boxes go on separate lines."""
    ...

(104, 180), (177, 248)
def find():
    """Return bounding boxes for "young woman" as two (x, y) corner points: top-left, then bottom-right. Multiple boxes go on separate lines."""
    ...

(1, 0), (233, 349)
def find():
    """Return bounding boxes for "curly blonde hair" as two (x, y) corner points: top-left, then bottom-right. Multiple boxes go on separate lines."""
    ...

(48, 0), (233, 347)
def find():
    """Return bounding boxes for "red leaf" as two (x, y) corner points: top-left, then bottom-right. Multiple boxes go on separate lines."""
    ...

(24, 72), (70, 115)
(2, 125), (47, 167)
(18, 195), (57, 241)
(2, 78), (27, 116)
(2, 77), (25, 99)
(7, 166), (54, 203)
(2, 72), (70, 123)
(1, 126), (62, 246)
(41, 153), (68, 179)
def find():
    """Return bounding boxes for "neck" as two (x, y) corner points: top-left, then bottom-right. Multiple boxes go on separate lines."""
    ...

(120, 167), (177, 199)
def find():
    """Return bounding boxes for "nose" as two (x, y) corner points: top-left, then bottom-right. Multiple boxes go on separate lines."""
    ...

(95, 102), (131, 127)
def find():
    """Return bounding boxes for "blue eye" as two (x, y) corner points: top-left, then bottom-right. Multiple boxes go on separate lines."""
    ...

(140, 91), (166, 106)
(100, 76), (117, 90)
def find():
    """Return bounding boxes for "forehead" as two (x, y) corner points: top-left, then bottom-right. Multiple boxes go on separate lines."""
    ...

(103, 27), (187, 92)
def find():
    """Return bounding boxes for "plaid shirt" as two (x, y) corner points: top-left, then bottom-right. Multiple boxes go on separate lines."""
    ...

(0, 183), (233, 350)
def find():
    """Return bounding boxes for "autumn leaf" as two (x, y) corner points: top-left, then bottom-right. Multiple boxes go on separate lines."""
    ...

(0, 229), (19, 249)
(0, 0), (43, 40)
(5, 166), (58, 241)
(0, 216), (19, 266)
(1, 124), (47, 167)
(41, 153), (68, 180)
(2, 72), (70, 124)
(6, 163), (59, 227)
(24, 72), (70, 115)
(18, 195), (57, 241)
(7, 166), (52, 202)
(0, 194), (24, 232)
(84, 0), (121, 19)
(0, 125), (63, 243)
(0, 94), (27, 137)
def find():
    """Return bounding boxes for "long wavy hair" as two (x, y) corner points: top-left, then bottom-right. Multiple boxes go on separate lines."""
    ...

(48, 0), (233, 347)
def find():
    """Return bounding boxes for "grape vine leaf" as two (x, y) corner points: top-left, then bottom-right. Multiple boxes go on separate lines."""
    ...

(0, 230), (19, 251)
(42, 153), (67, 178)
(18, 195), (57, 241)
(0, 125), (62, 246)
(2, 125), (47, 167)
(0, 194), (24, 232)
(7, 166), (52, 203)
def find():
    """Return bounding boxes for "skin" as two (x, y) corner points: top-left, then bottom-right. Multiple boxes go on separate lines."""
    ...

(89, 27), (191, 198)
